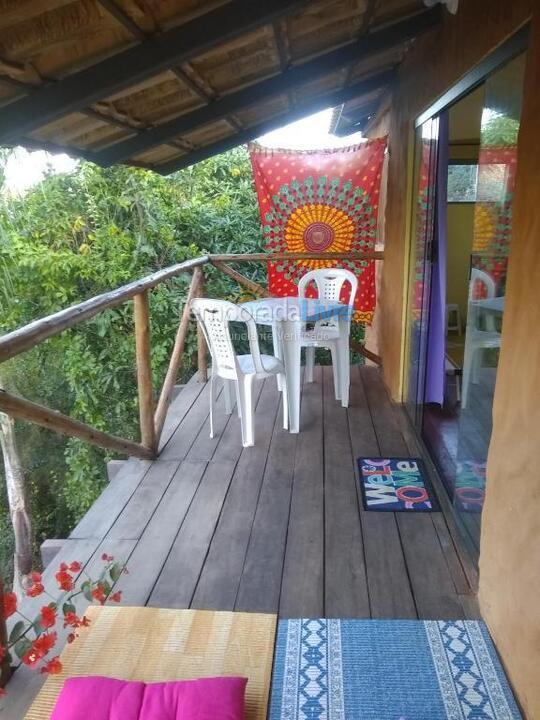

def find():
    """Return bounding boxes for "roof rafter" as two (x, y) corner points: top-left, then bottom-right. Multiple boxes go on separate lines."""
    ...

(156, 68), (396, 175)
(0, 0), (311, 143)
(95, 9), (439, 166)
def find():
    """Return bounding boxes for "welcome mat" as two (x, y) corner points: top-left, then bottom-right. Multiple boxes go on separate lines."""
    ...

(269, 619), (522, 720)
(357, 457), (440, 512)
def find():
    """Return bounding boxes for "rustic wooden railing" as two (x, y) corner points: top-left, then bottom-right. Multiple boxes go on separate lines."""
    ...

(0, 252), (383, 460)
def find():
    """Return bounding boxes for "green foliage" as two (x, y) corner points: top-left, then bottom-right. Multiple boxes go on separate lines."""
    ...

(0, 147), (262, 579)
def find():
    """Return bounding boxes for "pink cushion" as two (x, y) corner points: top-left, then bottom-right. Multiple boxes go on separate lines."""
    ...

(51, 675), (248, 720)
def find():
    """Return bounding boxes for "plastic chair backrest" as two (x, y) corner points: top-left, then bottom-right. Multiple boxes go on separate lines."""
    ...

(191, 298), (265, 379)
(468, 268), (497, 332)
(298, 268), (358, 329)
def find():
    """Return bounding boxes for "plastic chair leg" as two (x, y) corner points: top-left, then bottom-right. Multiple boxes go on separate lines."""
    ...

(462, 343), (475, 409)
(209, 373), (215, 438)
(272, 321), (283, 392)
(236, 375), (254, 447)
(223, 378), (234, 414)
(305, 346), (315, 383)
(329, 345), (341, 401)
(280, 375), (288, 430)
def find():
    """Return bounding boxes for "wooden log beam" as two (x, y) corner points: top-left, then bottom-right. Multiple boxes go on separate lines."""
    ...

(154, 267), (202, 442)
(133, 291), (156, 455)
(156, 71), (398, 175)
(209, 251), (384, 262)
(350, 337), (381, 366)
(0, 389), (153, 460)
(95, 10), (440, 166)
(211, 260), (271, 298)
(196, 270), (208, 383)
(0, 0), (310, 143)
(0, 256), (209, 363)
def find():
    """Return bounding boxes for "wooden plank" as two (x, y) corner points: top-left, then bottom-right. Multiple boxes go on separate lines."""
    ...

(0, 0), (310, 143)
(159, 381), (218, 461)
(148, 458), (237, 608)
(186, 378), (263, 464)
(106, 460), (179, 541)
(235, 391), (298, 614)
(133, 290), (156, 454)
(70, 458), (151, 539)
(158, 373), (206, 451)
(361, 367), (465, 619)
(0, 256), (208, 363)
(0, 388), (152, 460)
(391, 399), (479, 591)
(154, 267), (202, 442)
(111, 460), (207, 605)
(192, 379), (280, 610)
(348, 366), (417, 618)
(279, 367), (324, 618)
(396, 513), (465, 619)
(322, 365), (370, 618)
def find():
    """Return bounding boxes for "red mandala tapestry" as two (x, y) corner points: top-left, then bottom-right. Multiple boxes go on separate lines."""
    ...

(249, 138), (387, 323)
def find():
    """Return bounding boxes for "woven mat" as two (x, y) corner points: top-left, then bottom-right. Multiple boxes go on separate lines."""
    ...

(269, 619), (522, 719)
(25, 606), (277, 720)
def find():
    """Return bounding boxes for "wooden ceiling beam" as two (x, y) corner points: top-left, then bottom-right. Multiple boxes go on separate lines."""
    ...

(95, 0), (146, 41)
(0, 0), (311, 143)
(156, 68), (396, 175)
(95, 9), (438, 166)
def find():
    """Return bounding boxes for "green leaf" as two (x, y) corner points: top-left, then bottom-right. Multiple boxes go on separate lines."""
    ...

(108, 563), (123, 582)
(8, 620), (26, 645)
(62, 602), (76, 616)
(13, 638), (32, 660)
(81, 581), (93, 602)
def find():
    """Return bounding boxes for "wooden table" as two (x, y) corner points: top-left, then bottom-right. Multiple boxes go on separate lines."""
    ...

(241, 297), (351, 433)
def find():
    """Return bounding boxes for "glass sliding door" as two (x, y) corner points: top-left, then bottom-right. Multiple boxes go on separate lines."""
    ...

(451, 52), (525, 551)
(405, 117), (440, 428)
(405, 47), (526, 564)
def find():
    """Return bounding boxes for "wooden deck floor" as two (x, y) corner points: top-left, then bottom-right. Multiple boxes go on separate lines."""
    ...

(7, 364), (481, 718)
(72, 363), (479, 620)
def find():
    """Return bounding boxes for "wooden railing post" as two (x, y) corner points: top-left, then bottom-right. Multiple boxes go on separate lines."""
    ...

(133, 290), (157, 456)
(196, 269), (208, 383)
(154, 267), (202, 444)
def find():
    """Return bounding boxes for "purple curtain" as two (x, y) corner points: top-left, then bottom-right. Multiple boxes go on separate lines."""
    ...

(425, 111), (448, 405)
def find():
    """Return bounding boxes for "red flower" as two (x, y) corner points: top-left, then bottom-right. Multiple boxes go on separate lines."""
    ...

(67, 633), (76, 644)
(101, 553), (114, 563)
(40, 606), (57, 629)
(22, 648), (41, 667)
(2, 591), (17, 619)
(32, 632), (57, 660)
(91, 584), (106, 605)
(30, 571), (42, 584)
(59, 562), (68, 572)
(41, 656), (62, 675)
(55, 570), (74, 592)
(109, 591), (122, 603)
(63, 611), (81, 629)
(27, 582), (45, 598)
(68, 561), (81, 573)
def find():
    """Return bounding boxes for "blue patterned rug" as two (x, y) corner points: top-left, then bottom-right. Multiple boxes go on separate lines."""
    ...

(358, 457), (440, 512)
(269, 619), (521, 719)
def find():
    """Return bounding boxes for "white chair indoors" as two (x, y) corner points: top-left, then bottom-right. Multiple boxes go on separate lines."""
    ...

(191, 298), (288, 447)
(461, 268), (501, 409)
(298, 268), (357, 401)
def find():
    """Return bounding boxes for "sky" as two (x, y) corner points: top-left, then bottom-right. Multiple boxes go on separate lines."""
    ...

(3, 108), (363, 193)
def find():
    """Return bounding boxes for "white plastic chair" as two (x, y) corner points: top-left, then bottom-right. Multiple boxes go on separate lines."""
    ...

(461, 268), (501, 409)
(298, 268), (358, 401)
(191, 298), (288, 447)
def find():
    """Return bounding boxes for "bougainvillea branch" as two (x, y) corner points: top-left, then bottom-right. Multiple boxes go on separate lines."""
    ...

(0, 554), (125, 695)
